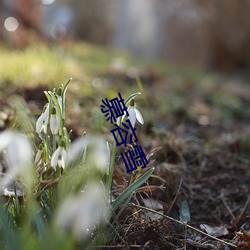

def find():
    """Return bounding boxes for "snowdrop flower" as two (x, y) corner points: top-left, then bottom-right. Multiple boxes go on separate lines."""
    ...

(51, 142), (67, 169)
(36, 103), (50, 133)
(91, 137), (110, 173)
(50, 106), (59, 135)
(35, 144), (43, 164)
(0, 130), (33, 190)
(55, 182), (109, 240)
(124, 99), (144, 128)
(67, 135), (110, 173)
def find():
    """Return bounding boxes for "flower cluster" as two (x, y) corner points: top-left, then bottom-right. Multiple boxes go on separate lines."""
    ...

(35, 81), (70, 177)
(35, 79), (111, 188)
(36, 89), (62, 136)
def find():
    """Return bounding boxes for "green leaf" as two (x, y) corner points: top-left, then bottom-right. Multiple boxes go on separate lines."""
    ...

(112, 192), (133, 225)
(44, 91), (51, 102)
(32, 209), (45, 237)
(62, 78), (72, 98)
(179, 199), (191, 222)
(136, 78), (144, 96)
(112, 167), (154, 211)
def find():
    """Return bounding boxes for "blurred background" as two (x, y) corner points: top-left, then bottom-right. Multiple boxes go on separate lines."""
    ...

(0, 2), (250, 249)
(1, 0), (250, 73)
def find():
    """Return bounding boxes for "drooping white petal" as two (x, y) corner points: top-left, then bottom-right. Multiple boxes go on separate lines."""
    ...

(5, 133), (32, 171)
(50, 114), (59, 135)
(59, 148), (67, 169)
(0, 130), (13, 151)
(51, 147), (61, 168)
(67, 136), (110, 172)
(41, 121), (48, 133)
(120, 112), (126, 124)
(56, 95), (63, 111)
(44, 103), (50, 117)
(93, 138), (110, 172)
(0, 130), (33, 190)
(51, 146), (67, 169)
(67, 136), (88, 163)
(128, 107), (137, 128)
(135, 108), (144, 125)
(36, 113), (45, 133)
(36, 104), (50, 133)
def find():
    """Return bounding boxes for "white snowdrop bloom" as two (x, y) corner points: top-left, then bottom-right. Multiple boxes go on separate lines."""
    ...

(36, 103), (50, 133)
(67, 136), (87, 164)
(55, 182), (109, 240)
(57, 95), (63, 112)
(92, 137), (110, 173)
(56, 87), (63, 111)
(0, 130), (13, 151)
(123, 99), (144, 128)
(51, 145), (67, 169)
(0, 130), (33, 189)
(50, 106), (59, 135)
(67, 136), (110, 173)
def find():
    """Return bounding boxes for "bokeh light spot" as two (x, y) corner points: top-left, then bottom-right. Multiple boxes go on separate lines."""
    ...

(41, 0), (55, 5)
(50, 24), (66, 40)
(4, 17), (19, 32)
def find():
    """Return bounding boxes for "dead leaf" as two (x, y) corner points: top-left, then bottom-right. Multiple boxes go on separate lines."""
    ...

(143, 198), (163, 210)
(237, 231), (250, 248)
(174, 192), (191, 222)
(142, 198), (164, 221)
(200, 224), (229, 237)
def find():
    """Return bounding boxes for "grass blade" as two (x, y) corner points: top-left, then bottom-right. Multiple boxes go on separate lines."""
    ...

(112, 192), (133, 225)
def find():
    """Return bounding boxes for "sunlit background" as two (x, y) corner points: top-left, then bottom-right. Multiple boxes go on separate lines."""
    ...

(1, 0), (250, 72)
(0, 2), (250, 249)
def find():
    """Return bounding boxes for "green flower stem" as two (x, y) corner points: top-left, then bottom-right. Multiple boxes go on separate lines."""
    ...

(52, 134), (56, 152)
(63, 127), (70, 149)
(45, 97), (53, 164)
(61, 78), (71, 126)
(106, 117), (121, 198)
(44, 138), (50, 165)
(106, 93), (141, 199)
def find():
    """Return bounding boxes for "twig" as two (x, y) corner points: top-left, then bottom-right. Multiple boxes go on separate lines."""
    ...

(184, 221), (187, 250)
(166, 178), (183, 215)
(129, 203), (237, 249)
(34, 180), (59, 198)
(233, 192), (250, 227)
(221, 190), (236, 221)
(89, 245), (141, 248)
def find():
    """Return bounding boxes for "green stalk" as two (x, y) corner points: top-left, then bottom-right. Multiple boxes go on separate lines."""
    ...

(52, 134), (56, 152)
(106, 92), (141, 198)
(45, 96), (53, 164)
(48, 92), (63, 136)
(61, 78), (71, 127)
(106, 117), (121, 198)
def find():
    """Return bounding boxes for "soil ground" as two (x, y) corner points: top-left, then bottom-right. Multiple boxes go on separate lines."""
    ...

(1, 52), (250, 249)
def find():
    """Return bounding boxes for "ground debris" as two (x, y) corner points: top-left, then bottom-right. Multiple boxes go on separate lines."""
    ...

(237, 231), (250, 248)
